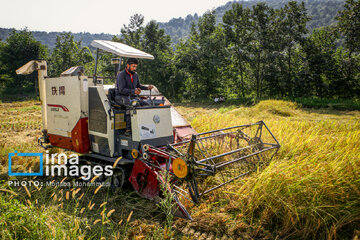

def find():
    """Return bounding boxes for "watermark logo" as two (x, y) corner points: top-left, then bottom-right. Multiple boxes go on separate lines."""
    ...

(8, 151), (43, 176)
(8, 150), (113, 181)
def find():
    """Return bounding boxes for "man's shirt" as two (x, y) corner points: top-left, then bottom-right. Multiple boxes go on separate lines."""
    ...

(115, 69), (148, 96)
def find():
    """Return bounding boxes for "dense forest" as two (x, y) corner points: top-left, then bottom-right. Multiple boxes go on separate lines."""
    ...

(159, 0), (346, 44)
(0, 0), (359, 102)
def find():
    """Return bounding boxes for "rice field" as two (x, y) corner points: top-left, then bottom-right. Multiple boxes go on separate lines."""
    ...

(0, 99), (359, 239)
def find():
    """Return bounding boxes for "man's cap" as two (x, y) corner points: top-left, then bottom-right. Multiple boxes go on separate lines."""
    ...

(127, 58), (138, 65)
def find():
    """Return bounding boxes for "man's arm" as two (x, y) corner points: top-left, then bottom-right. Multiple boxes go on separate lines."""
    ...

(117, 72), (135, 95)
(135, 74), (152, 90)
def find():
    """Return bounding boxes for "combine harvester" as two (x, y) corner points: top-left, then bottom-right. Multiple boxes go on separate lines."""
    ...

(17, 40), (280, 219)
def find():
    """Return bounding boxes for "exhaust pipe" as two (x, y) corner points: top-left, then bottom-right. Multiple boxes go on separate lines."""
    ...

(16, 60), (48, 131)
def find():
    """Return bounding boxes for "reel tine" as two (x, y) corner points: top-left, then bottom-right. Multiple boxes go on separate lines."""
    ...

(173, 193), (193, 220)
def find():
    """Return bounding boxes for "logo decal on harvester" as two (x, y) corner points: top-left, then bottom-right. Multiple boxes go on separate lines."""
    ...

(47, 104), (69, 112)
(153, 114), (160, 124)
(140, 124), (156, 139)
(51, 86), (65, 95)
(8, 151), (113, 180)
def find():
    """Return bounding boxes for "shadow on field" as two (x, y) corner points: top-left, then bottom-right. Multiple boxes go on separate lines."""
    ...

(173, 102), (249, 110)
(0, 93), (38, 103)
(301, 107), (360, 117)
(176, 100), (360, 114)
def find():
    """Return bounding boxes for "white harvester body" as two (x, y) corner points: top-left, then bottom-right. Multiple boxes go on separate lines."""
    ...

(16, 40), (194, 159)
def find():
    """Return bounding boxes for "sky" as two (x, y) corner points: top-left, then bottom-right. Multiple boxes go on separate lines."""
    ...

(0, 0), (232, 35)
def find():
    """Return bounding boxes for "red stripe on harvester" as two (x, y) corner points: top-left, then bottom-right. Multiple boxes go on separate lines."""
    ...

(47, 104), (69, 112)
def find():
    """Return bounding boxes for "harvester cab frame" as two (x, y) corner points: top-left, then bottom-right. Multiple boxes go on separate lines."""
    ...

(87, 40), (174, 161)
(16, 40), (280, 220)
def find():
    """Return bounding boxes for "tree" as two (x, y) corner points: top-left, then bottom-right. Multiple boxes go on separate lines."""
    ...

(49, 32), (93, 77)
(197, 11), (226, 98)
(302, 27), (341, 98)
(0, 28), (48, 93)
(174, 11), (227, 100)
(119, 14), (145, 49)
(0, 41), (7, 90)
(173, 22), (201, 100)
(278, 1), (310, 97)
(142, 20), (174, 96)
(249, 3), (276, 99)
(337, 0), (360, 55)
(223, 3), (252, 97)
(336, 0), (360, 97)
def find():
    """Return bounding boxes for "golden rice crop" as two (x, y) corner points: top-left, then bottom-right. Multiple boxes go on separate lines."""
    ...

(0, 189), (18, 196)
(89, 203), (95, 210)
(78, 193), (84, 200)
(107, 209), (115, 217)
(94, 185), (102, 194)
(90, 175), (99, 183)
(93, 219), (101, 225)
(127, 211), (133, 223)
(23, 186), (31, 198)
(113, 157), (122, 168)
(175, 100), (360, 239)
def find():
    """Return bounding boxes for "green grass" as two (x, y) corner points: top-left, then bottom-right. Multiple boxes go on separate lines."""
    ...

(0, 189), (85, 239)
(0, 176), (169, 240)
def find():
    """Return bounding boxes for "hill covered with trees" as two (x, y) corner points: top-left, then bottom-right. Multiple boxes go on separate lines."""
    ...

(0, 0), (346, 48)
(0, 29), (116, 49)
(159, 0), (346, 44)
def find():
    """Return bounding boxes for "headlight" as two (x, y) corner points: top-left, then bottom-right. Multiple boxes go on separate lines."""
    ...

(131, 100), (138, 106)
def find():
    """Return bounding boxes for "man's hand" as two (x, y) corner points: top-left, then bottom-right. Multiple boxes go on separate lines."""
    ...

(148, 85), (154, 90)
(135, 88), (141, 95)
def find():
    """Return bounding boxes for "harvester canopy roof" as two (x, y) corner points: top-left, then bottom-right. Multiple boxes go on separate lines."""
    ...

(90, 40), (154, 60)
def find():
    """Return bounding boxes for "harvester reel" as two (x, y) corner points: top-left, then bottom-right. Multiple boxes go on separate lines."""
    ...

(173, 193), (193, 220)
(129, 121), (279, 220)
(168, 121), (280, 207)
(187, 178), (200, 203)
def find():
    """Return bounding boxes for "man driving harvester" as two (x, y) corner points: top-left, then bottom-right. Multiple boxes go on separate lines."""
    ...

(115, 58), (154, 134)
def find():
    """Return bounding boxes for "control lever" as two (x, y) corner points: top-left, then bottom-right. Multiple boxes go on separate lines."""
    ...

(149, 88), (153, 106)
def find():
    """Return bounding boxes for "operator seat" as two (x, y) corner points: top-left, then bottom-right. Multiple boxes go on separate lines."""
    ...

(107, 88), (116, 102)
(107, 88), (125, 109)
